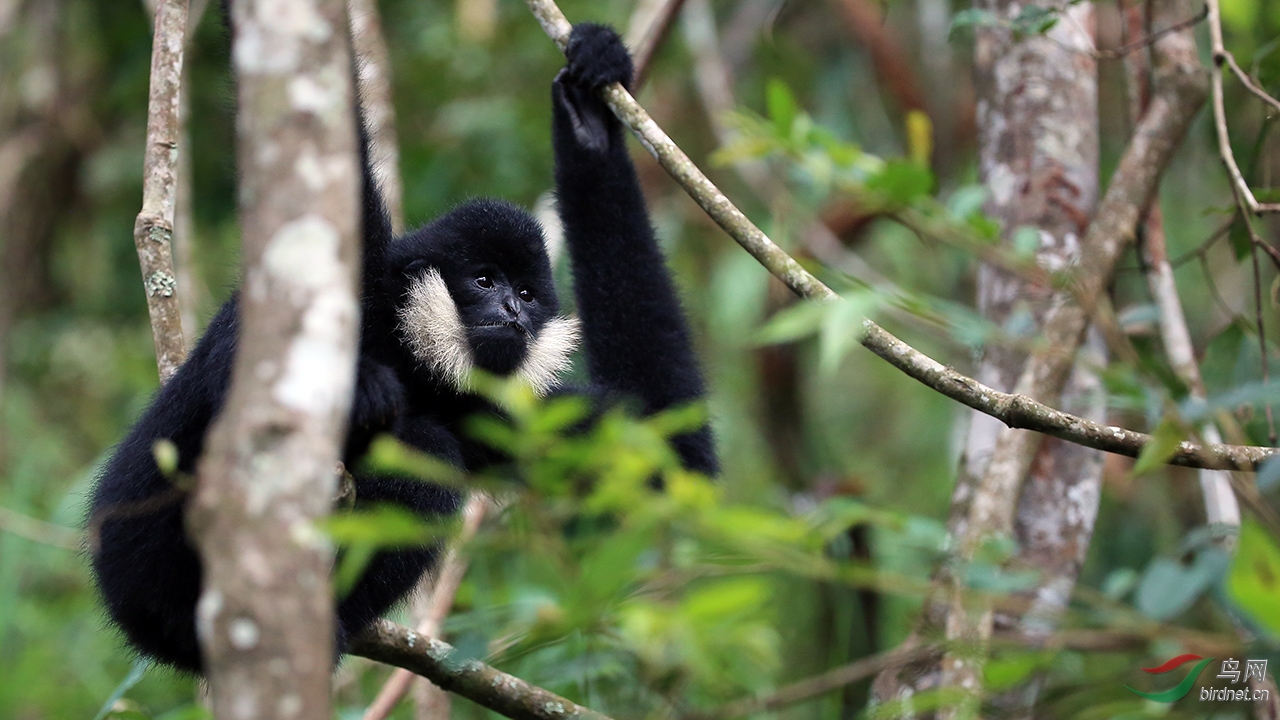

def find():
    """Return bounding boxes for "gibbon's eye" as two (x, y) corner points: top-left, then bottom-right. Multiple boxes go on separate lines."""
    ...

(475, 275), (494, 289)
(518, 288), (535, 303)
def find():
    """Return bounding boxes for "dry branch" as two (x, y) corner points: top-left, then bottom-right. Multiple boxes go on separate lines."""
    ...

(522, 0), (1277, 472)
(352, 621), (616, 720)
(134, 0), (190, 382)
(1096, 5), (1207, 60)
(625, 0), (688, 90)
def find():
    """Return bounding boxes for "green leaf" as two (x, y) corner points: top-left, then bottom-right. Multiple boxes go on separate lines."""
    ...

(362, 435), (464, 485)
(946, 184), (988, 219)
(1226, 520), (1280, 638)
(818, 294), (872, 374)
(1010, 226), (1041, 259)
(1135, 548), (1229, 620)
(933, 299), (1000, 349)
(1219, 0), (1259, 34)
(528, 395), (591, 435)
(579, 529), (650, 604)
(322, 504), (450, 548)
(1258, 455), (1280, 492)
(905, 110), (933, 167)
(710, 134), (780, 166)
(865, 160), (934, 207)
(156, 705), (213, 720)
(754, 300), (829, 345)
(152, 439), (178, 476)
(985, 652), (1055, 691)
(766, 79), (799, 137)
(1183, 379), (1280, 423)
(1229, 216), (1252, 259)
(646, 402), (710, 438)
(949, 8), (1000, 38)
(103, 711), (149, 720)
(93, 659), (149, 720)
(1132, 418), (1184, 475)
(333, 543), (378, 597)
(1200, 322), (1247, 393)
(1011, 5), (1059, 37)
(681, 577), (771, 620)
(1102, 567), (1140, 600)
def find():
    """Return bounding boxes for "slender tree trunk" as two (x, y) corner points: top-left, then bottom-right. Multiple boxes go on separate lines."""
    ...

(873, 0), (1102, 712)
(187, 0), (362, 716)
(968, 3), (1103, 713)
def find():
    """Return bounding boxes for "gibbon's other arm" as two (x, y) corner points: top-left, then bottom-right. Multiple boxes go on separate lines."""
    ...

(551, 24), (718, 475)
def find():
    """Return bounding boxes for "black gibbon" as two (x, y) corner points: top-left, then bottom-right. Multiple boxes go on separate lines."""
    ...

(87, 21), (716, 673)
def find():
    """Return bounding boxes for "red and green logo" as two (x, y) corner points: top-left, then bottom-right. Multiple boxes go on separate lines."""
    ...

(1125, 654), (1214, 702)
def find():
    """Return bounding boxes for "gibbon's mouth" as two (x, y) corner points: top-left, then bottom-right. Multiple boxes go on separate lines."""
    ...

(473, 321), (532, 338)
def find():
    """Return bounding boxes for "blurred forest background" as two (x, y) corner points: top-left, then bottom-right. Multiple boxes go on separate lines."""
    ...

(2, 0), (1280, 717)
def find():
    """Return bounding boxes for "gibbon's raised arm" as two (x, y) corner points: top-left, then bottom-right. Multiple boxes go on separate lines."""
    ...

(551, 24), (717, 475)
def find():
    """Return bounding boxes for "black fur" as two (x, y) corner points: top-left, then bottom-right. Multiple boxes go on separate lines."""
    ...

(552, 25), (717, 475)
(87, 21), (715, 674)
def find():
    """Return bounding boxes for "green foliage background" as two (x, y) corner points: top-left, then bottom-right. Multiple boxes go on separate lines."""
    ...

(2, 0), (1279, 718)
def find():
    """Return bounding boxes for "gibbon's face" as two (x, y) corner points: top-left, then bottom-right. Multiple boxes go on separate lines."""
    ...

(388, 199), (580, 395)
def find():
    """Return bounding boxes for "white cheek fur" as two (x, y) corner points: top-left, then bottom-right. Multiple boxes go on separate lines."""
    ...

(397, 268), (581, 396)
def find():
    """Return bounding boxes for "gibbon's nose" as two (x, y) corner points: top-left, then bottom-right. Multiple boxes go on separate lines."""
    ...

(499, 291), (521, 321)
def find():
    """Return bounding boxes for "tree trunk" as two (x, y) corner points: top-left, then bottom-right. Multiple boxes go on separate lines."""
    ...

(872, 0), (1102, 712)
(187, 0), (362, 716)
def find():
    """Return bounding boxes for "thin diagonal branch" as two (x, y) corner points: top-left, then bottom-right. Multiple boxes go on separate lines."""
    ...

(522, 0), (1278, 472)
(625, 0), (688, 90)
(1096, 4), (1207, 60)
(691, 641), (940, 720)
(1223, 51), (1280, 116)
